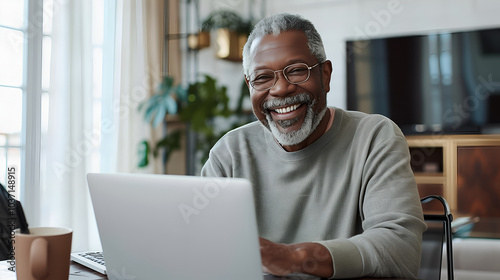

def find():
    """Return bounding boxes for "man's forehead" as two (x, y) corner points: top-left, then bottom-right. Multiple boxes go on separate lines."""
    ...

(250, 31), (307, 52)
(248, 31), (309, 69)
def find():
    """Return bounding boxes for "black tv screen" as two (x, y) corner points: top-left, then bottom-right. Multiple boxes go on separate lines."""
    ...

(346, 27), (500, 135)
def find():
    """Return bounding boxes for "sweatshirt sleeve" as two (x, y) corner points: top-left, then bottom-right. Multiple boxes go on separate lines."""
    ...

(317, 133), (426, 279)
(200, 156), (222, 177)
(201, 144), (232, 178)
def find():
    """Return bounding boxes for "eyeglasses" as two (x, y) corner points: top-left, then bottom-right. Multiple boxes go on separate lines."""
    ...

(247, 62), (321, 91)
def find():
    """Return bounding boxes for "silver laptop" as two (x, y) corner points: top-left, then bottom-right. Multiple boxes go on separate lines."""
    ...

(79, 173), (263, 280)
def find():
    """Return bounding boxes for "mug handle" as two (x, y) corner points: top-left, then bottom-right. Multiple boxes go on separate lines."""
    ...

(30, 238), (49, 279)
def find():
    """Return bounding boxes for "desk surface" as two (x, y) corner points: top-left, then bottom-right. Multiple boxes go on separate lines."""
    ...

(1, 261), (106, 280)
(0, 260), (411, 280)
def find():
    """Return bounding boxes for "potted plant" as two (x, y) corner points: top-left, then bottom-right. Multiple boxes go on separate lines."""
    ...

(137, 76), (187, 168)
(201, 10), (253, 61)
(138, 74), (250, 171)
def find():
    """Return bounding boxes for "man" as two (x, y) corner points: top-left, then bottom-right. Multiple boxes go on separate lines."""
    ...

(201, 13), (426, 279)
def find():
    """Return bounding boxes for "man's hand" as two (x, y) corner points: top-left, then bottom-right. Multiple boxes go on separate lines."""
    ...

(260, 237), (301, 276)
(259, 237), (333, 278)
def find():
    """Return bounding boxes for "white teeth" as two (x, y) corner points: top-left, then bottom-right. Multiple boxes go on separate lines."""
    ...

(275, 104), (299, 114)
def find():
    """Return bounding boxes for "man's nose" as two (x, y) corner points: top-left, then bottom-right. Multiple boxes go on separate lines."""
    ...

(269, 71), (295, 96)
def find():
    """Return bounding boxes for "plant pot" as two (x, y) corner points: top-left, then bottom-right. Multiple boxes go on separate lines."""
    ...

(215, 28), (247, 61)
(187, 31), (210, 50)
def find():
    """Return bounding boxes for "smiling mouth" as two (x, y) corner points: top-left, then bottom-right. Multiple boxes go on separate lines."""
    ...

(273, 104), (301, 114)
(261, 93), (311, 117)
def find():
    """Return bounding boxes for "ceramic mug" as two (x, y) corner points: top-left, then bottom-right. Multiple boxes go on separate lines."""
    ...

(14, 227), (73, 280)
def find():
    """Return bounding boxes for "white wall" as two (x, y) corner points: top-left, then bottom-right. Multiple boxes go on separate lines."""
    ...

(185, 0), (500, 110)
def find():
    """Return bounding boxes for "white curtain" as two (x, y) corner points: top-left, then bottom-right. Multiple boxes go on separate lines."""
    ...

(41, 0), (165, 251)
(112, 0), (164, 174)
(41, 0), (97, 251)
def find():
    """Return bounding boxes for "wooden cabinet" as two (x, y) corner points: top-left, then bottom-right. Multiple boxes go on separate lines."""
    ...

(405, 134), (500, 217)
(456, 145), (500, 217)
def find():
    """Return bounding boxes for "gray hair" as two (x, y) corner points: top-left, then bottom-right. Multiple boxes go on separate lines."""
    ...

(242, 13), (327, 76)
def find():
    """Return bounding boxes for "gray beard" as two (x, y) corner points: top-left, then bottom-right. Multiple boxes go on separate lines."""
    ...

(259, 93), (327, 146)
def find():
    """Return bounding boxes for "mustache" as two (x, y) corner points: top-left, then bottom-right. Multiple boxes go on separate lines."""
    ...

(262, 93), (311, 111)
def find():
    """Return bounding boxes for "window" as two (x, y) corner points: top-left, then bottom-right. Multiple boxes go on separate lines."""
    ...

(0, 0), (108, 212)
(0, 0), (28, 199)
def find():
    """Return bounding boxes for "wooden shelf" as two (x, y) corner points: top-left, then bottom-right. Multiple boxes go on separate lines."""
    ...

(406, 134), (500, 217)
(414, 172), (445, 184)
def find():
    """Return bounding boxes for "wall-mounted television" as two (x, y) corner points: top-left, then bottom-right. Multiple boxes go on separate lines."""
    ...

(346, 27), (500, 135)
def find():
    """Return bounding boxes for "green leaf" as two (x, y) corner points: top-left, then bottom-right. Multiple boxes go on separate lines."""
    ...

(164, 96), (178, 115)
(175, 85), (188, 102)
(140, 75), (187, 127)
(158, 76), (174, 94)
(137, 140), (150, 168)
(153, 130), (183, 161)
(201, 10), (251, 35)
(152, 103), (167, 127)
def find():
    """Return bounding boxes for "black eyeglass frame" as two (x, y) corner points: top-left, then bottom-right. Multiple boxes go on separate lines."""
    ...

(247, 62), (322, 91)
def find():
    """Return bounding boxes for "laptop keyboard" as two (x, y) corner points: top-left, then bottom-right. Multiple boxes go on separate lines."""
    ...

(70, 251), (107, 275)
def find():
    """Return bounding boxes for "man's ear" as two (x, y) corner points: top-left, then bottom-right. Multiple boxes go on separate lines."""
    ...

(321, 60), (333, 93)
(244, 75), (251, 92)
